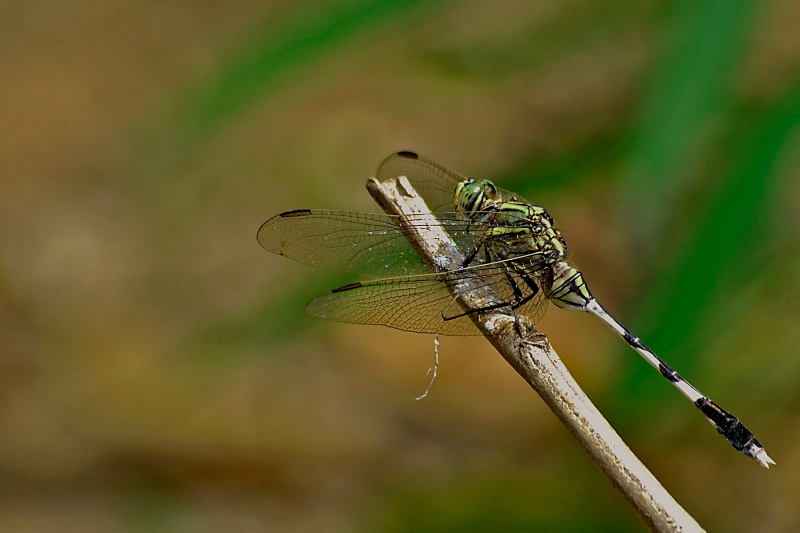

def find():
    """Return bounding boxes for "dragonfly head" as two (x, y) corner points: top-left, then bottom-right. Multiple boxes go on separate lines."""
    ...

(454, 179), (499, 218)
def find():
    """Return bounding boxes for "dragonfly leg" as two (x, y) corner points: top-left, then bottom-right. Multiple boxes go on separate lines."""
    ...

(443, 250), (539, 321)
(510, 266), (541, 311)
(441, 288), (516, 320)
(460, 238), (488, 268)
(520, 330), (550, 351)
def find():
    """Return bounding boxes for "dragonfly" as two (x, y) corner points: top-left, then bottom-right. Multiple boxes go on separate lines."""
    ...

(258, 150), (774, 468)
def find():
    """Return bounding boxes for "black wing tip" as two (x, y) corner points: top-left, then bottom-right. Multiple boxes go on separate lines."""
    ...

(281, 208), (313, 217)
(331, 282), (363, 293)
(257, 209), (314, 245)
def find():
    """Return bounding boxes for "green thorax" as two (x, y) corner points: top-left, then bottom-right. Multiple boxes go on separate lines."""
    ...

(454, 178), (568, 266)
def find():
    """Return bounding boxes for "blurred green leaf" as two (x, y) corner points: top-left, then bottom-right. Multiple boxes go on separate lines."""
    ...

(624, 0), (758, 243)
(151, 0), (441, 156)
(181, 270), (354, 364)
(616, 78), (800, 416)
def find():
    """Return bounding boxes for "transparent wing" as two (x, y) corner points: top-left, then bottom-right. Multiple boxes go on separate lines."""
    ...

(257, 209), (481, 278)
(376, 151), (466, 213)
(377, 151), (532, 211)
(258, 153), (538, 279)
(307, 276), (481, 335)
(306, 258), (550, 336)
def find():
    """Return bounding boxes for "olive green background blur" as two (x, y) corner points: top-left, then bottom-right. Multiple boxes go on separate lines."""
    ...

(2, 1), (799, 531)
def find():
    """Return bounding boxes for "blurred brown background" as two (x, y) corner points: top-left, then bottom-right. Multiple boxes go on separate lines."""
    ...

(1, 1), (799, 531)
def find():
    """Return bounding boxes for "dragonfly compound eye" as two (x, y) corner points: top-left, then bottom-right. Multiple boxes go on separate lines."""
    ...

(482, 180), (498, 200)
(455, 178), (487, 216)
